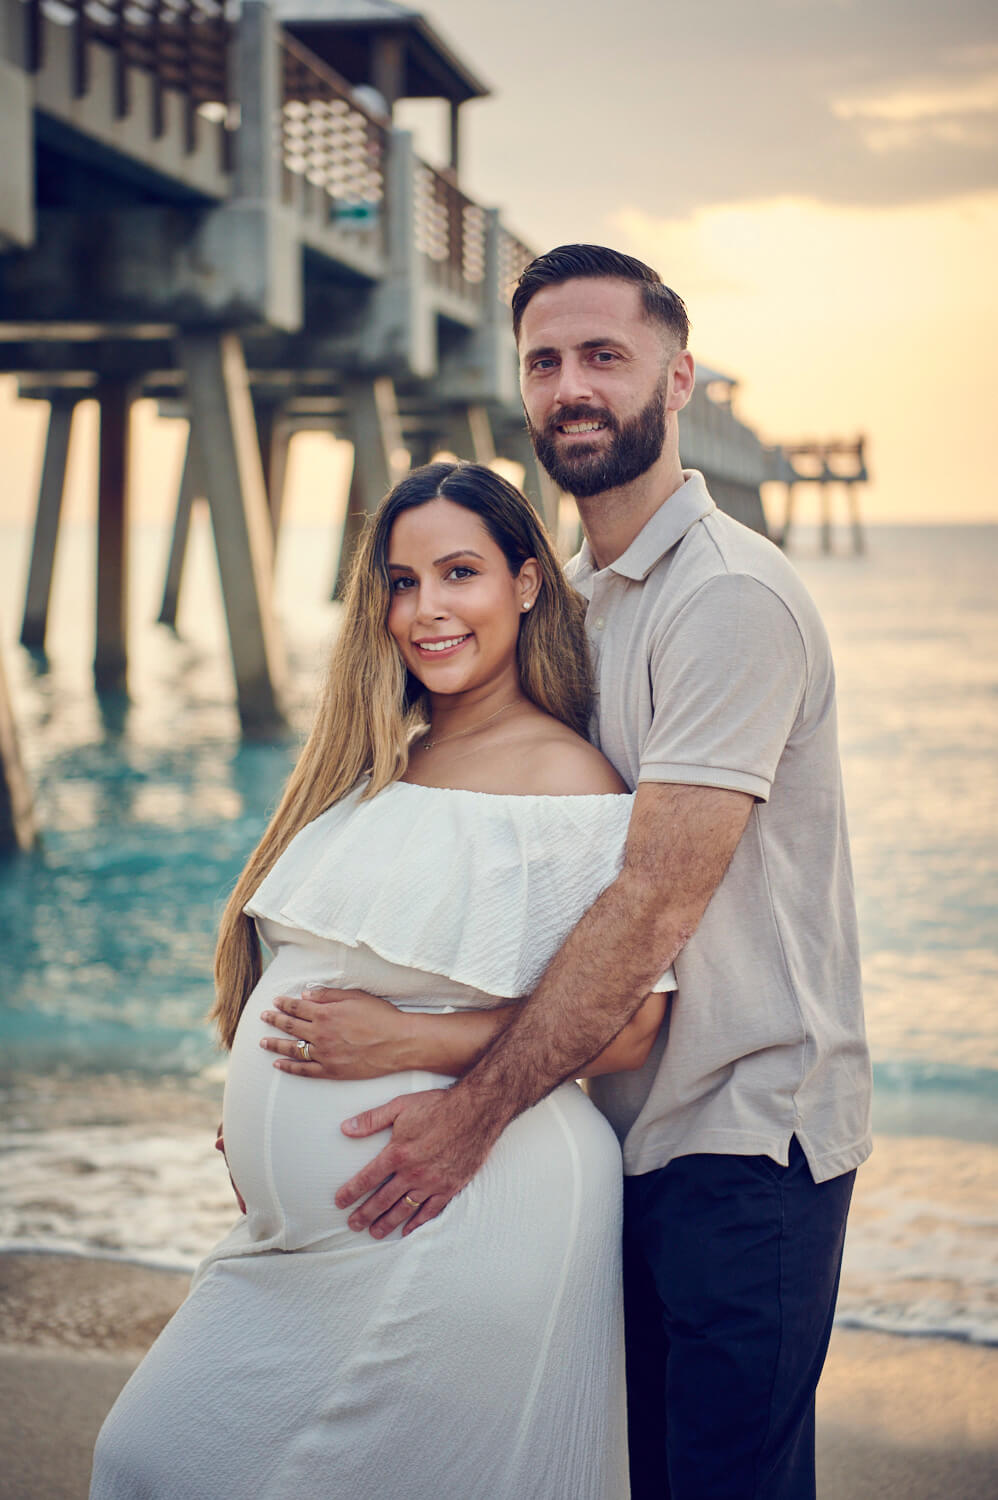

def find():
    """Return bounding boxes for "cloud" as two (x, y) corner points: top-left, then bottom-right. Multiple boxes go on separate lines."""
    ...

(829, 67), (998, 159)
(606, 191), (998, 521)
(417, 0), (998, 224)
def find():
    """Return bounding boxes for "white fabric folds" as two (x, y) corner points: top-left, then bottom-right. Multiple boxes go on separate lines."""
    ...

(245, 780), (675, 996)
(90, 779), (664, 1500)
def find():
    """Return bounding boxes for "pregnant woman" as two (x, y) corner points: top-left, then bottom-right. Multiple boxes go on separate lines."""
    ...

(91, 462), (674, 1500)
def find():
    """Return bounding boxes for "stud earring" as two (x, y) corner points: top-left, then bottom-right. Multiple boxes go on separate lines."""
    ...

(522, 601), (532, 611)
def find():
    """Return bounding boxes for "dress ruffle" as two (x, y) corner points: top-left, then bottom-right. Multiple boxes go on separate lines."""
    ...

(245, 781), (671, 998)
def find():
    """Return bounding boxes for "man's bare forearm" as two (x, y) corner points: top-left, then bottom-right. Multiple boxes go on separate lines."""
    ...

(402, 992), (665, 1079)
(454, 871), (671, 1116)
(453, 782), (753, 1129)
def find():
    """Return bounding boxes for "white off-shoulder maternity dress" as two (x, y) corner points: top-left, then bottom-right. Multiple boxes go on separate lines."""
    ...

(92, 782), (673, 1500)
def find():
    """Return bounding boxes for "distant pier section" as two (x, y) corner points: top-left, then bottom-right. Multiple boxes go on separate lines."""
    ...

(0, 0), (858, 845)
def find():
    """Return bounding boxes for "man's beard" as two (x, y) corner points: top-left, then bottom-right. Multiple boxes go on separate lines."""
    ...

(526, 380), (667, 499)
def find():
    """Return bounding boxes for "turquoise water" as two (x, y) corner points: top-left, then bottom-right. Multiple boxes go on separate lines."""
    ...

(2, 519), (995, 1124)
(1, 516), (996, 1338)
(1, 516), (331, 1076)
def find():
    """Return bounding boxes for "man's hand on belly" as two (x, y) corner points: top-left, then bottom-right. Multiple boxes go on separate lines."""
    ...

(336, 1086), (505, 1238)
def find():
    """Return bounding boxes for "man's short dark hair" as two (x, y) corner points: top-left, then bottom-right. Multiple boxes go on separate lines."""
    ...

(511, 244), (690, 349)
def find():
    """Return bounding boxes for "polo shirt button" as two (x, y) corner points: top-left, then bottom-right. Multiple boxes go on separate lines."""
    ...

(593, 616), (606, 630)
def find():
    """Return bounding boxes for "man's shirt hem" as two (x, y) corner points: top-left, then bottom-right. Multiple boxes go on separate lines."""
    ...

(621, 1125), (874, 1184)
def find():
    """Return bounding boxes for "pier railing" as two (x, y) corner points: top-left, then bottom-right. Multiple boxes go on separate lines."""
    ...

(498, 227), (534, 303)
(280, 32), (388, 253)
(277, 27), (527, 309)
(414, 162), (487, 300)
(25, 0), (231, 160)
(18, 0), (534, 321)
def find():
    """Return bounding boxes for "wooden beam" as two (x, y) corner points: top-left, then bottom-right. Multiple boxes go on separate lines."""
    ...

(20, 396), (76, 651)
(0, 643), (37, 853)
(178, 332), (287, 732)
(331, 377), (405, 599)
(254, 400), (291, 538)
(497, 425), (560, 534)
(94, 379), (131, 694)
(72, 0), (89, 99)
(819, 484), (833, 556)
(779, 481), (797, 551)
(372, 32), (404, 113)
(847, 484), (866, 556)
(442, 404), (496, 466)
(157, 428), (203, 628)
(449, 100), (461, 173)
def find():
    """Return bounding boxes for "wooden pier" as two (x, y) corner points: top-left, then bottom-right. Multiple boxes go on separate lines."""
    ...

(772, 438), (869, 554)
(0, 0), (800, 848)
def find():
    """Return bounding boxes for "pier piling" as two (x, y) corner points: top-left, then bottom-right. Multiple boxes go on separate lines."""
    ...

(94, 379), (131, 694)
(441, 404), (496, 467)
(20, 394), (75, 650)
(331, 377), (406, 598)
(157, 431), (204, 629)
(847, 484), (866, 556)
(178, 332), (287, 731)
(775, 440), (869, 554)
(254, 398), (291, 537)
(0, 643), (37, 852)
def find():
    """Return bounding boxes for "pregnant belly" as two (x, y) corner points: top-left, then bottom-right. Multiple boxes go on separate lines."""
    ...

(223, 993), (452, 1251)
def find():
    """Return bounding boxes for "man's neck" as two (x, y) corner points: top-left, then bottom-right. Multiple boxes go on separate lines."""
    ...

(576, 451), (687, 571)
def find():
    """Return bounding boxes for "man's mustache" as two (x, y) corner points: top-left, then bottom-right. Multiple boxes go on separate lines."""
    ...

(542, 406), (617, 437)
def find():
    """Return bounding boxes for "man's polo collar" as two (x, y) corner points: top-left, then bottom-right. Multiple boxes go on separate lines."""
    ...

(566, 471), (715, 592)
(608, 471), (716, 581)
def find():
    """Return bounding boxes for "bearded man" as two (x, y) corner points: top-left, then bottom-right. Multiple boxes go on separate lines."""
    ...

(302, 245), (872, 1500)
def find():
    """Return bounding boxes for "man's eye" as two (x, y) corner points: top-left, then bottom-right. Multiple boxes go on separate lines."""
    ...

(592, 350), (617, 363)
(531, 358), (557, 372)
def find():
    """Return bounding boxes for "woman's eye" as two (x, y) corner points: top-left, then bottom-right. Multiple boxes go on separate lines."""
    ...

(447, 566), (477, 581)
(391, 576), (416, 592)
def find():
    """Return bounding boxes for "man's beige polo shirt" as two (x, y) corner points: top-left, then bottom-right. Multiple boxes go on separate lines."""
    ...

(578, 471), (872, 1183)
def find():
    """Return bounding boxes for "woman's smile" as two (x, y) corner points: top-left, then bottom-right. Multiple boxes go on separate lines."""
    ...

(412, 632), (473, 658)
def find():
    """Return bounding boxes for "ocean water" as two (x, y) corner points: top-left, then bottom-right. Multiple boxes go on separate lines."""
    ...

(1, 515), (996, 1343)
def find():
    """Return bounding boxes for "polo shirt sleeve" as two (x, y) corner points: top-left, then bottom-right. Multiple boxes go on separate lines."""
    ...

(640, 573), (806, 801)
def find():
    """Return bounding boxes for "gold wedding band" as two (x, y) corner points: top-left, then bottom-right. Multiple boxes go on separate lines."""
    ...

(403, 1194), (422, 1210)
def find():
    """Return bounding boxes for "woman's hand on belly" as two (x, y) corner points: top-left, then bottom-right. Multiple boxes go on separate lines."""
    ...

(259, 985), (515, 1080)
(260, 985), (423, 1079)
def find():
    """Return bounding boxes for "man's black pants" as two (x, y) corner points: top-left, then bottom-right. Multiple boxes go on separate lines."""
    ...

(623, 1138), (855, 1500)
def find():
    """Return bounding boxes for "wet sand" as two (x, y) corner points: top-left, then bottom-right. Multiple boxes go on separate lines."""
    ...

(1, 1252), (996, 1499)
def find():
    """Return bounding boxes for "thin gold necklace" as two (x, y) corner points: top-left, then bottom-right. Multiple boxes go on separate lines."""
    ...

(421, 700), (519, 751)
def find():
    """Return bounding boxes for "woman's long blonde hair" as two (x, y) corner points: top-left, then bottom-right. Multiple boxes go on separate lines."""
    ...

(211, 461), (593, 1047)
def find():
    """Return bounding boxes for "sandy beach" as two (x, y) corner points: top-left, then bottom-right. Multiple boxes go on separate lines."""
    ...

(1, 1252), (996, 1500)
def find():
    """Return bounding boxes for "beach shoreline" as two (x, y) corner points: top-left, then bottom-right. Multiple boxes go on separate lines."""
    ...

(1, 1251), (996, 1500)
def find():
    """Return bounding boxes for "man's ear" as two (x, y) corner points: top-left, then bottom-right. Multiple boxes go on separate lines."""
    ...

(667, 350), (696, 414)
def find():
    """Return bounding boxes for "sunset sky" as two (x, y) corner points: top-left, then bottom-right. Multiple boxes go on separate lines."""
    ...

(3, 0), (995, 526)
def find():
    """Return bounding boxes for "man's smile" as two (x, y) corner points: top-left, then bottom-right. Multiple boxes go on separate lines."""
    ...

(557, 420), (608, 436)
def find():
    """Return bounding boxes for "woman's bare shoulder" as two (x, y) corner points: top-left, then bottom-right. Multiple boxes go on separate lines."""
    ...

(411, 712), (628, 798)
(518, 724), (628, 797)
